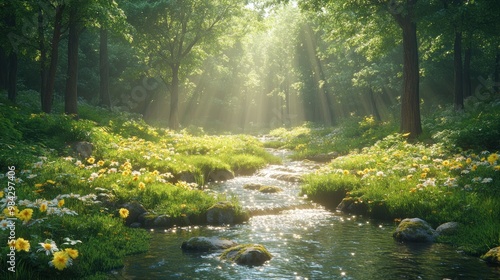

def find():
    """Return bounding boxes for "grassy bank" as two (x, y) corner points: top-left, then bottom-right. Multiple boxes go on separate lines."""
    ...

(273, 99), (500, 256)
(0, 92), (278, 279)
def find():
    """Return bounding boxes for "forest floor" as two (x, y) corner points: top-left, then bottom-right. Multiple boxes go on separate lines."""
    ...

(1, 92), (499, 278)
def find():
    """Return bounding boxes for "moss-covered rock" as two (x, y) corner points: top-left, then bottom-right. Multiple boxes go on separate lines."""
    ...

(393, 218), (437, 243)
(258, 185), (282, 193)
(481, 246), (500, 265)
(206, 201), (236, 225)
(336, 197), (368, 215)
(220, 244), (272, 266)
(243, 184), (282, 193)
(181, 237), (238, 252)
(243, 183), (264, 191)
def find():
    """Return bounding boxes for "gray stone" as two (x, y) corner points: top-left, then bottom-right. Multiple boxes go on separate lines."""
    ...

(208, 170), (234, 182)
(153, 215), (171, 228)
(436, 222), (460, 236)
(206, 201), (236, 225)
(220, 244), (272, 266)
(121, 202), (148, 226)
(393, 218), (437, 242)
(70, 141), (93, 159)
(181, 237), (238, 252)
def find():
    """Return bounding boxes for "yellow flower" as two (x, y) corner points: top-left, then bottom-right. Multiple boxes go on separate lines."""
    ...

(494, 165), (500, 171)
(40, 203), (48, 212)
(64, 248), (79, 259)
(17, 208), (33, 222)
(466, 158), (472, 164)
(51, 251), (69, 270)
(3, 206), (19, 217)
(442, 160), (450, 167)
(97, 160), (105, 166)
(35, 183), (44, 188)
(420, 173), (427, 179)
(122, 170), (130, 176)
(343, 170), (350, 175)
(422, 167), (430, 173)
(406, 174), (413, 180)
(138, 182), (146, 190)
(46, 180), (56, 184)
(422, 156), (428, 161)
(132, 175), (139, 181)
(152, 170), (160, 176)
(0, 191), (3, 198)
(57, 199), (65, 208)
(471, 165), (477, 171)
(119, 208), (129, 219)
(14, 238), (30, 252)
(487, 153), (498, 165)
(87, 157), (95, 164)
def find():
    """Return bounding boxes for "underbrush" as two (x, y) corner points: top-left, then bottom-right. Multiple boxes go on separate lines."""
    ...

(301, 132), (500, 255)
(266, 116), (397, 159)
(0, 91), (277, 278)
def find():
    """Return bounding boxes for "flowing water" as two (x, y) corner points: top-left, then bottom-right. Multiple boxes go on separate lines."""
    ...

(116, 150), (500, 280)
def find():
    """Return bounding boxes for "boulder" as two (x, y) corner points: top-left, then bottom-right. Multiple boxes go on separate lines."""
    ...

(481, 246), (500, 265)
(436, 222), (460, 236)
(243, 183), (264, 191)
(220, 244), (272, 266)
(208, 170), (234, 182)
(178, 172), (196, 183)
(207, 201), (237, 225)
(393, 218), (437, 242)
(258, 185), (282, 193)
(121, 201), (148, 226)
(153, 215), (172, 228)
(181, 236), (238, 252)
(70, 141), (93, 159)
(243, 184), (282, 193)
(336, 197), (368, 215)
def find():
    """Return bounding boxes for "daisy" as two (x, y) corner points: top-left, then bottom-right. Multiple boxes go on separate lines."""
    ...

(38, 239), (59, 255)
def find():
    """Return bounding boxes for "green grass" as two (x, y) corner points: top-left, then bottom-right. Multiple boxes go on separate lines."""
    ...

(0, 91), (277, 278)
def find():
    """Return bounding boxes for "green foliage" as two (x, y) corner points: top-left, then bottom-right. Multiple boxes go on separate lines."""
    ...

(301, 130), (500, 254)
(0, 92), (278, 279)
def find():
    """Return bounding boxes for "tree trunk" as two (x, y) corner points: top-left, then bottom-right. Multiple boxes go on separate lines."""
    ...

(99, 27), (110, 107)
(453, 31), (464, 110)
(7, 52), (17, 102)
(0, 46), (8, 91)
(369, 87), (382, 121)
(38, 5), (48, 111)
(495, 51), (500, 93)
(169, 64), (180, 130)
(65, 6), (79, 117)
(392, 0), (422, 138)
(43, 5), (64, 113)
(463, 44), (472, 99)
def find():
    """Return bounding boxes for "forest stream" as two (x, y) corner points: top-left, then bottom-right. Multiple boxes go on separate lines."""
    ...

(114, 149), (500, 280)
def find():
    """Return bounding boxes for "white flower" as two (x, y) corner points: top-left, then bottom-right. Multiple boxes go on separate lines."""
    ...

(0, 219), (12, 230)
(481, 178), (493, 183)
(422, 178), (436, 187)
(62, 237), (82, 246)
(376, 171), (385, 177)
(37, 239), (59, 255)
(33, 161), (43, 168)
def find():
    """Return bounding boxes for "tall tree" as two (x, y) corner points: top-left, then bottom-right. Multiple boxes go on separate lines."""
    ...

(128, 0), (244, 129)
(64, 3), (79, 116)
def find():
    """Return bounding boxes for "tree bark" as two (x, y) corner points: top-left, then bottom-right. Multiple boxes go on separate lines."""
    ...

(0, 44), (8, 92)
(44, 5), (64, 113)
(99, 27), (110, 107)
(463, 44), (472, 99)
(453, 31), (464, 110)
(495, 51), (500, 93)
(169, 63), (180, 130)
(392, 0), (422, 138)
(65, 6), (79, 117)
(7, 52), (17, 102)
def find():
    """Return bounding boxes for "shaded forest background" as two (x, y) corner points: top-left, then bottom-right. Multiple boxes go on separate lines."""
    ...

(1, 0), (499, 134)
